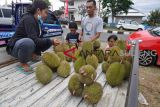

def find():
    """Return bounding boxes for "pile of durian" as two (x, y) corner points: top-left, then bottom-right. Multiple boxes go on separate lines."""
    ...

(35, 39), (132, 104)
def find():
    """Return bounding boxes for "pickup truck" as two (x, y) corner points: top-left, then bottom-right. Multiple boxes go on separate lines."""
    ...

(0, 2), (63, 46)
(0, 41), (139, 107)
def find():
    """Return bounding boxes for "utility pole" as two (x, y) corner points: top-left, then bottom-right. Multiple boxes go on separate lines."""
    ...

(5, 0), (7, 6)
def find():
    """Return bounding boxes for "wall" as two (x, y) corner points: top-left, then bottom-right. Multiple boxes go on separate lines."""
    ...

(115, 16), (143, 24)
(108, 16), (143, 24)
(68, 0), (100, 22)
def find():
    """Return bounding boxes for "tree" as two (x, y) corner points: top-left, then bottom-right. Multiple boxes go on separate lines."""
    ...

(102, 0), (134, 23)
(30, 0), (51, 6)
(148, 9), (160, 26)
(54, 10), (64, 18)
(78, 4), (86, 19)
(59, 6), (65, 11)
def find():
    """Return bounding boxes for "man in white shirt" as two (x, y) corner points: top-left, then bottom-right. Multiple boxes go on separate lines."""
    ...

(80, 0), (103, 42)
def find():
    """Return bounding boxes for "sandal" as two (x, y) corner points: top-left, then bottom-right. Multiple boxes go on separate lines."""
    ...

(16, 65), (34, 75)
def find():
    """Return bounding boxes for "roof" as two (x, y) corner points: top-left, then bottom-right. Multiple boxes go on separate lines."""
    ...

(115, 8), (146, 17)
(14, 2), (32, 5)
(0, 6), (12, 9)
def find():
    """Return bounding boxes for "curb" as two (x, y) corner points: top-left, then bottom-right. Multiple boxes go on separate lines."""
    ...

(103, 30), (132, 35)
(63, 26), (132, 35)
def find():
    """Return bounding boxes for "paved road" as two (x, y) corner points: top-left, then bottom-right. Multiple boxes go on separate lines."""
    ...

(61, 28), (131, 42)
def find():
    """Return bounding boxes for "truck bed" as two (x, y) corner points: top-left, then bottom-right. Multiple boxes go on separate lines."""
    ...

(0, 61), (128, 107)
(0, 41), (139, 107)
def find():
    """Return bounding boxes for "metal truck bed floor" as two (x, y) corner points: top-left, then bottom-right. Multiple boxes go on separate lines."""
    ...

(0, 61), (128, 107)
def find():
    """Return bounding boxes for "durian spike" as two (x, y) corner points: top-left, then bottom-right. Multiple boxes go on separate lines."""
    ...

(84, 95), (88, 99)
(120, 56), (125, 64)
(83, 72), (87, 76)
(73, 90), (76, 95)
(80, 69), (85, 74)
(91, 74), (94, 80)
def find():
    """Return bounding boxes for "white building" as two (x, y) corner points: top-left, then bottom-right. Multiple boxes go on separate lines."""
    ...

(108, 8), (146, 24)
(60, 0), (101, 23)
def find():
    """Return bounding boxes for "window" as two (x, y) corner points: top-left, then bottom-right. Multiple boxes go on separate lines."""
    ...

(131, 21), (138, 25)
(120, 20), (125, 23)
(125, 20), (130, 24)
(69, 1), (74, 6)
(69, 12), (74, 21)
(2, 9), (12, 18)
(0, 9), (2, 17)
(23, 7), (28, 14)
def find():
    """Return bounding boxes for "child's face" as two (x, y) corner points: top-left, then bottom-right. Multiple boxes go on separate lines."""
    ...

(108, 38), (116, 47)
(70, 28), (77, 34)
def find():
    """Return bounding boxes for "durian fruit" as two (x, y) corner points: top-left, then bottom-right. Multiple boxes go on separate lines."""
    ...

(54, 43), (69, 52)
(82, 82), (103, 104)
(93, 49), (104, 63)
(74, 49), (82, 61)
(78, 65), (97, 85)
(106, 62), (125, 87)
(93, 40), (101, 50)
(109, 46), (122, 57)
(74, 57), (86, 73)
(107, 46), (122, 63)
(56, 52), (66, 62)
(124, 54), (133, 64)
(107, 56), (122, 63)
(42, 52), (60, 71)
(57, 61), (71, 78)
(123, 60), (132, 79)
(66, 56), (72, 62)
(82, 41), (93, 58)
(68, 74), (84, 96)
(68, 43), (76, 48)
(116, 40), (126, 51)
(104, 50), (109, 61)
(65, 46), (75, 62)
(80, 50), (86, 59)
(36, 63), (53, 85)
(102, 61), (110, 73)
(86, 54), (98, 69)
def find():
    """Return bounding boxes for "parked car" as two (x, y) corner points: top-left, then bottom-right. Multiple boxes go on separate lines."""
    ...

(59, 17), (69, 24)
(0, 6), (14, 25)
(116, 20), (145, 31)
(126, 27), (160, 66)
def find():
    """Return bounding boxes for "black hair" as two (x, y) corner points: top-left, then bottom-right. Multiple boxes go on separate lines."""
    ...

(69, 21), (78, 30)
(108, 35), (118, 41)
(87, 0), (96, 6)
(27, 0), (49, 14)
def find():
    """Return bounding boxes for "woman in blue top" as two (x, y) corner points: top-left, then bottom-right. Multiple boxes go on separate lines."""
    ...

(6, 0), (61, 72)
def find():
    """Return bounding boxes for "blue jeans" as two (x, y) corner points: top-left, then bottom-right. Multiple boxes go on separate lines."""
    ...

(11, 38), (52, 63)
(11, 38), (35, 63)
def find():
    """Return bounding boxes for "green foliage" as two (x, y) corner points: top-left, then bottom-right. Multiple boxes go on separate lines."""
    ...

(102, 0), (134, 23)
(148, 9), (160, 26)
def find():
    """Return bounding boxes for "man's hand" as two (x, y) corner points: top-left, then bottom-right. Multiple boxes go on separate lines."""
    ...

(89, 36), (96, 41)
(52, 38), (61, 46)
(89, 32), (101, 41)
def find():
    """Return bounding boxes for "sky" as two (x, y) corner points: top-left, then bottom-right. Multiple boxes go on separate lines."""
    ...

(0, 0), (160, 15)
